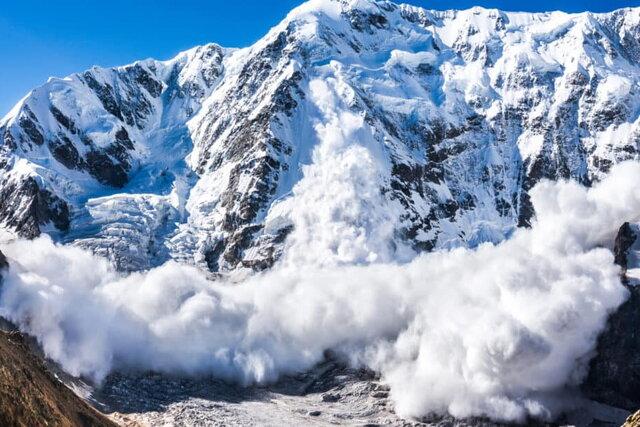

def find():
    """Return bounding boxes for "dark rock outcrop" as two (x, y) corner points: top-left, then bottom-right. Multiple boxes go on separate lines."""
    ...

(0, 177), (70, 238)
(0, 250), (8, 271)
(614, 222), (637, 271)
(582, 223), (640, 410)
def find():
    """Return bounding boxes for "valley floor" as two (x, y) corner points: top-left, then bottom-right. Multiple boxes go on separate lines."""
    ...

(0, 322), (634, 427)
(95, 370), (632, 427)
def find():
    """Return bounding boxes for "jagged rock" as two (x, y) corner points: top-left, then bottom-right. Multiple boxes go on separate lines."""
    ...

(614, 222), (638, 271)
(0, 330), (115, 427)
(321, 392), (341, 402)
(0, 251), (7, 271)
(582, 222), (640, 410)
(0, 176), (70, 238)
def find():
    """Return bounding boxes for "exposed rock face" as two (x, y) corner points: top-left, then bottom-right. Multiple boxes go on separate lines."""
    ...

(0, 250), (8, 271)
(0, 177), (69, 238)
(0, 330), (115, 427)
(614, 222), (637, 269)
(1, 1), (640, 272)
(624, 410), (640, 427)
(582, 222), (640, 410)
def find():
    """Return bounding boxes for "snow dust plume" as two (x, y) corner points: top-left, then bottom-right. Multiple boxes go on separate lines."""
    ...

(266, 76), (413, 267)
(1, 162), (639, 422)
(1, 71), (640, 422)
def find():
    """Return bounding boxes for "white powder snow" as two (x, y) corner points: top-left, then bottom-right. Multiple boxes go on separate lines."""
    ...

(2, 161), (639, 422)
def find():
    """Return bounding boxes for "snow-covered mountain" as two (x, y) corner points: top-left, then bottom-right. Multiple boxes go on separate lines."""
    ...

(1, 0), (639, 272)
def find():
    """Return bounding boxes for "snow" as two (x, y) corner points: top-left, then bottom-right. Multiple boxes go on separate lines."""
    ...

(1, 0), (640, 423)
(0, 92), (30, 126)
(597, 75), (633, 100)
(288, 0), (344, 21)
(3, 161), (640, 422)
(1, 0), (629, 268)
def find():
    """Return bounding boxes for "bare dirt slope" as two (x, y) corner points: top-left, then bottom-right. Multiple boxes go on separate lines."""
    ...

(0, 330), (115, 427)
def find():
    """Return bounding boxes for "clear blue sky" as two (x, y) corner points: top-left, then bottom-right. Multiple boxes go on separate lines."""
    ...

(0, 0), (637, 117)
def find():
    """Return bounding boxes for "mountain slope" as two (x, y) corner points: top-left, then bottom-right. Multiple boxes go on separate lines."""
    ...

(0, 330), (116, 427)
(1, 0), (639, 272)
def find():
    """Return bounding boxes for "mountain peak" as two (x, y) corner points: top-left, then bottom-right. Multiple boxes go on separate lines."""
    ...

(281, 0), (397, 30)
(1, 1), (639, 272)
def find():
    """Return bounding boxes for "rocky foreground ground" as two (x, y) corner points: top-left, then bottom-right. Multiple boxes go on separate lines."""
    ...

(0, 325), (633, 427)
(0, 330), (114, 427)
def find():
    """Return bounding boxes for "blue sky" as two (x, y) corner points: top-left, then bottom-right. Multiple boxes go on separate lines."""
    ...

(0, 0), (637, 117)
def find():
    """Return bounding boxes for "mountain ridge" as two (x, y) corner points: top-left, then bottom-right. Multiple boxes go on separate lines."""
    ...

(1, 0), (639, 272)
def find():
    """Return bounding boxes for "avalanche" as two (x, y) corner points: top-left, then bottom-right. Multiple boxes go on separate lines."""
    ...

(2, 162), (639, 421)
(1, 0), (640, 423)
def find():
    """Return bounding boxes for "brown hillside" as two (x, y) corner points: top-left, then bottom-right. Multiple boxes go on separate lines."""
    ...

(0, 330), (115, 427)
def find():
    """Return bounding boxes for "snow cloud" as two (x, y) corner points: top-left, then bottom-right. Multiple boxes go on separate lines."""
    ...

(1, 74), (639, 422)
(2, 162), (639, 422)
(269, 77), (413, 267)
